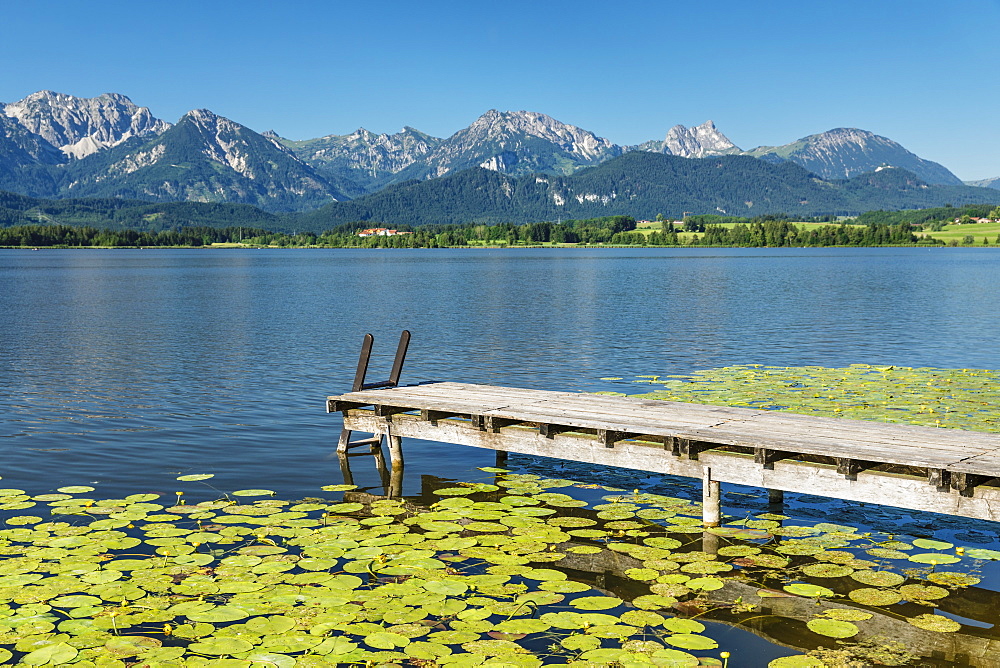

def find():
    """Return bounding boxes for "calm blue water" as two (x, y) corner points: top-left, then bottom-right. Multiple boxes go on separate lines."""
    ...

(1, 246), (998, 498)
(2, 247), (999, 665)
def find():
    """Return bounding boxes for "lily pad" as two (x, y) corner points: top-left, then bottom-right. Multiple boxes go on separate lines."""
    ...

(850, 570), (905, 587)
(806, 618), (859, 638)
(21, 642), (78, 665)
(783, 583), (835, 598)
(768, 657), (824, 668)
(912, 538), (953, 550)
(820, 609), (873, 622)
(188, 637), (255, 655)
(570, 596), (622, 611)
(908, 553), (961, 565)
(907, 613), (961, 632)
(665, 634), (718, 650)
(176, 474), (215, 481)
(848, 588), (903, 606)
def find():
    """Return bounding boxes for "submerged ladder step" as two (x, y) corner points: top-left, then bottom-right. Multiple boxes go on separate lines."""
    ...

(347, 437), (383, 449)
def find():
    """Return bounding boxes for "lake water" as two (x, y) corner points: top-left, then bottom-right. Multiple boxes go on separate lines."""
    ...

(2, 246), (999, 664)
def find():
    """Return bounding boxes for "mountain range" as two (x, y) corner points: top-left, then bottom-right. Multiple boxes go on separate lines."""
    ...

(1, 90), (997, 219)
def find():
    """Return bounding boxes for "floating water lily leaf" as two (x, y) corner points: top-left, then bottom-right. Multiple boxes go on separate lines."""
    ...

(495, 618), (551, 634)
(188, 637), (254, 655)
(244, 652), (298, 668)
(801, 563), (853, 578)
(821, 609), (873, 621)
(620, 610), (665, 627)
(405, 640), (452, 659)
(104, 636), (162, 657)
(649, 648), (700, 667)
(539, 580), (591, 594)
(850, 570), (904, 587)
(246, 615), (296, 636)
(665, 633), (718, 650)
(908, 553), (961, 565)
(176, 474), (214, 482)
(912, 538), (953, 550)
(319, 484), (358, 492)
(55, 486), (94, 494)
(686, 577), (725, 591)
(569, 596), (622, 611)
(908, 613), (961, 632)
(231, 489), (274, 497)
(662, 618), (705, 634)
(899, 584), (949, 601)
(806, 618), (859, 638)
(261, 634), (323, 652)
(783, 583), (835, 598)
(625, 568), (659, 581)
(366, 631), (411, 649)
(561, 634), (601, 651)
(21, 642), (78, 665)
(964, 548), (1000, 560)
(848, 588), (903, 606)
(928, 571), (981, 587)
(580, 648), (630, 663)
(540, 612), (588, 630)
(768, 656), (824, 667)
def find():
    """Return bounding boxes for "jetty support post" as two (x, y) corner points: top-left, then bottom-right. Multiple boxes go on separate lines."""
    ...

(702, 467), (721, 527)
(768, 488), (784, 505)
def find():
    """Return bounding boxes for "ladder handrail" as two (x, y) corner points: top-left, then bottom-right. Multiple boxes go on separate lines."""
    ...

(352, 330), (411, 392)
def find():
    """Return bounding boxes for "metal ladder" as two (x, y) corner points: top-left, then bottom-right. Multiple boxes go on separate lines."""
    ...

(336, 330), (410, 466)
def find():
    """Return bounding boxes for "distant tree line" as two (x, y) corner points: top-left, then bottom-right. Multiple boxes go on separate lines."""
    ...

(0, 225), (271, 248)
(0, 215), (962, 248)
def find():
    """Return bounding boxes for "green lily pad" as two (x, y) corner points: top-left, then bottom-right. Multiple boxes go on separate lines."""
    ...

(662, 618), (705, 634)
(21, 642), (78, 665)
(665, 633), (718, 650)
(768, 657), (824, 667)
(908, 553), (961, 565)
(848, 588), (903, 606)
(964, 548), (1000, 560)
(686, 577), (725, 591)
(850, 570), (905, 587)
(56, 486), (95, 494)
(927, 571), (981, 587)
(801, 563), (853, 578)
(231, 489), (275, 497)
(561, 634), (601, 651)
(806, 618), (859, 638)
(366, 631), (411, 649)
(188, 637), (255, 654)
(818, 609), (870, 623)
(570, 596), (623, 611)
(104, 636), (162, 657)
(907, 613), (961, 632)
(177, 474), (215, 481)
(899, 584), (949, 601)
(783, 583), (835, 598)
(649, 648), (700, 667)
(912, 538), (953, 550)
(184, 605), (250, 623)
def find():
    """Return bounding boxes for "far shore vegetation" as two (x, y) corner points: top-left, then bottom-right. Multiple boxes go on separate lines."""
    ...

(3, 205), (1000, 250)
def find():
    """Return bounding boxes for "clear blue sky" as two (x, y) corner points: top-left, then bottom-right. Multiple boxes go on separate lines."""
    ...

(5, 0), (999, 179)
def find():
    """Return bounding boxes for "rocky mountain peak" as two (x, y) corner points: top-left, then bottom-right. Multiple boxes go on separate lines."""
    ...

(642, 120), (740, 158)
(4, 90), (170, 159)
(453, 110), (621, 164)
(744, 128), (962, 185)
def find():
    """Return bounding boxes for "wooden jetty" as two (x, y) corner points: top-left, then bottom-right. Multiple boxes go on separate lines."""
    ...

(328, 332), (1000, 524)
